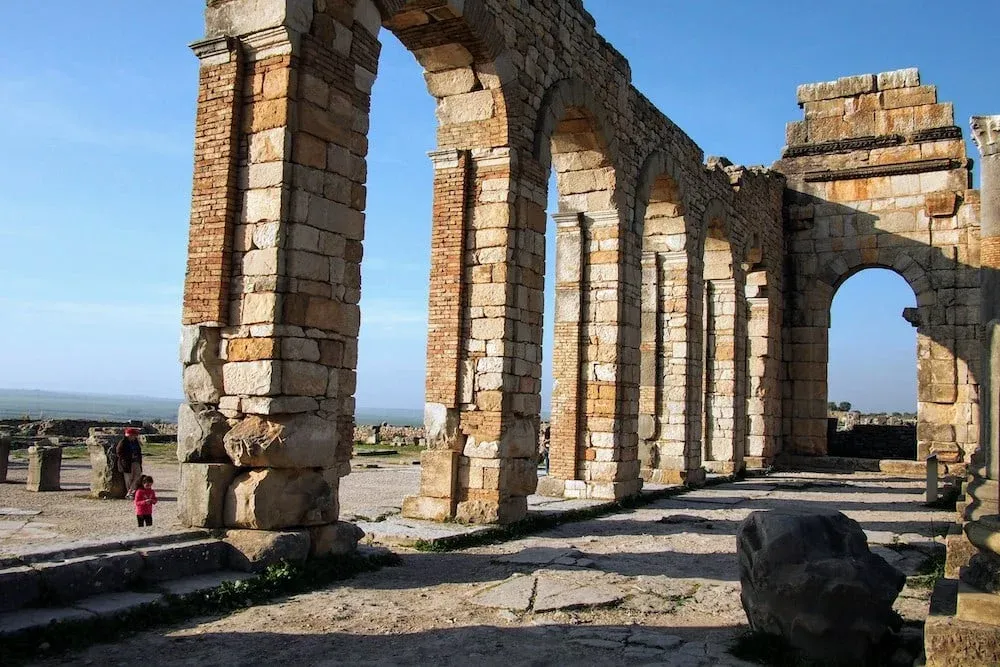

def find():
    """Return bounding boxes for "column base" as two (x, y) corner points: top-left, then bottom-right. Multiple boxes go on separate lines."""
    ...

(964, 479), (999, 522)
(744, 456), (773, 470)
(643, 466), (706, 487)
(704, 459), (746, 475)
(925, 579), (1000, 667)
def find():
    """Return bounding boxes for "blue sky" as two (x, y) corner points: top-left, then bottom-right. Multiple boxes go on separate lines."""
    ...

(0, 1), (995, 413)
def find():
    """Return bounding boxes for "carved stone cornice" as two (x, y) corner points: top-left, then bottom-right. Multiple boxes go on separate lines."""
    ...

(190, 36), (237, 66)
(803, 158), (967, 183)
(782, 126), (964, 159)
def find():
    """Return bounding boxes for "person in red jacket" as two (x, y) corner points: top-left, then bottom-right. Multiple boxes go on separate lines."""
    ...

(133, 475), (158, 527)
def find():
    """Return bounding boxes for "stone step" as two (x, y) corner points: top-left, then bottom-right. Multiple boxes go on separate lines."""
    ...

(957, 581), (1000, 626)
(0, 535), (226, 614)
(0, 570), (254, 637)
(924, 578), (1000, 667)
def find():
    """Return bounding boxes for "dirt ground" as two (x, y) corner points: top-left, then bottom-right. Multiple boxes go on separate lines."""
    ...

(22, 471), (951, 667)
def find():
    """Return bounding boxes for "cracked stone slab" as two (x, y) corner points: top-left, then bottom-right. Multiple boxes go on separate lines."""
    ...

(470, 575), (535, 611)
(627, 629), (684, 649)
(532, 575), (624, 612)
(495, 547), (596, 568)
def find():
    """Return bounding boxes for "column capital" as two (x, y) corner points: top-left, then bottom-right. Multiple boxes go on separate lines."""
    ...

(190, 36), (237, 66)
(584, 210), (622, 228)
(972, 115), (1000, 157)
(427, 149), (462, 170)
(552, 211), (582, 228)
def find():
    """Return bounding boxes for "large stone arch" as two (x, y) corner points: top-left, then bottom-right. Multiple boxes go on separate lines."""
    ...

(695, 198), (747, 474)
(179, 0), (540, 542)
(632, 149), (705, 484)
(524, 77), (637, 501)
(810, 249), (956, 462)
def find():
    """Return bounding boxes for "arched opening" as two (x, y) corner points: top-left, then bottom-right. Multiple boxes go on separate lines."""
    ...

(637, 168), (689, 483)
(701, 212), (741, 473)
(827, 268), (918, 460)
(530, 79), (627, 500)
(347, 32), (437, 516)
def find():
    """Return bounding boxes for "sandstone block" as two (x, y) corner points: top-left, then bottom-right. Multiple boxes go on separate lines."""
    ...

(436, 90), (495, 125)
(414, 43), (473, 72)
(183, 363), (223, 403)
(224, 469), (337, 529)
(87, 432), (126, 499)
(179, 462), (238, 528)
(27, 446), (61, 492)
(222, 360), (280, 396)
(282, 360), (329, 396)
(401, 495), (452, 522)
(177, 402), (230, 463)
(877, 68), (920, 90)
(418, 450), (458, 498)
(308, 522), (365, 557)
(223, 413), (338, 468)
(424, 68), (476, 97)
(223, 529), (310, 573)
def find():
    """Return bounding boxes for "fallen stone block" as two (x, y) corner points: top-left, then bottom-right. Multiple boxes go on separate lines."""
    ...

(223, 529), (310, 573)
(87, 431), (126, 499)
(737, 510), (904, 665)
(26, 445), (61, 492)
(308, 522), (364, 557)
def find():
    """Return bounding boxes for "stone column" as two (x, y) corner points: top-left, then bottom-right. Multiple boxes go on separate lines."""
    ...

(703, 278), (744, 473)
(26, 446), (61, 492)
(546, 211), (585, 494)
(969, 115), (1000, 520)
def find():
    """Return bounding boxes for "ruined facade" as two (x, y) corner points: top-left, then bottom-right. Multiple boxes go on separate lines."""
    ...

(177, 1), (983, 545)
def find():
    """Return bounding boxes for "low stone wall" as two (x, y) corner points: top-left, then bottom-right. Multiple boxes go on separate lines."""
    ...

(828, 424), (918, 460)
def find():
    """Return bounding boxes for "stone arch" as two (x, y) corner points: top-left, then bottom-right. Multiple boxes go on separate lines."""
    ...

(527, 77), (634, 501)
(811, 252), (952, 462)
(696, 199), (745, 473)
(633, 149), (702, 484)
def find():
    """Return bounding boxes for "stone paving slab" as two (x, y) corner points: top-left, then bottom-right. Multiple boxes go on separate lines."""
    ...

(159, 571), (255, 597)
(74, 591), (164, 617)
(0, 607), (95, 636)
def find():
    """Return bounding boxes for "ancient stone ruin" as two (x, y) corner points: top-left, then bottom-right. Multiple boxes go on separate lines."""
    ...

(174, 4), (1000, 658)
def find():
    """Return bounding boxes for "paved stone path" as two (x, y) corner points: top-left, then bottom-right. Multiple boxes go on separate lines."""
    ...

(29, 471), (951, 666)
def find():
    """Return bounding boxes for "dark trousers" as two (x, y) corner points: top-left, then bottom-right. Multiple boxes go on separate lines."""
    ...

(137, 514), (152, 527)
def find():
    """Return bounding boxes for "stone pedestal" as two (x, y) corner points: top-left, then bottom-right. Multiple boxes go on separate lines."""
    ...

(26, 446), (62, 492)
(86, 430), (126, 499)
(0, 433), (10, 483)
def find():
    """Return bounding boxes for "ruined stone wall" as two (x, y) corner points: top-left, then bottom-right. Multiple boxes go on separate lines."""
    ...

(178, 0), (788, 538)
(774, 69), (981, 463)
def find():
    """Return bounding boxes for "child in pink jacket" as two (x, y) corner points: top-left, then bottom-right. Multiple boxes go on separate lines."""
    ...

(134, 475), (158, 527)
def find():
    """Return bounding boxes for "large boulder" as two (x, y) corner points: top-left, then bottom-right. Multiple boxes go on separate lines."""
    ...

(737, 510), (904, 664)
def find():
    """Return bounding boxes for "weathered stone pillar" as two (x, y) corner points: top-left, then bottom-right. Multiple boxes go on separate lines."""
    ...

(26, 446), (61, 492)
(405, 148), (537, 524)
(703, 278), (745, 473)
(177, 0), (370, 556)
(547, 211), (585, 492)
(87, 429), (126, 499)
(0, 433), (10, 483)
(969, 115), (1000, 520)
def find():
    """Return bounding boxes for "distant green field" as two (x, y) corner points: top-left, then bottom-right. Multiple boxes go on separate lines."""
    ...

(0, 389), (181, 422)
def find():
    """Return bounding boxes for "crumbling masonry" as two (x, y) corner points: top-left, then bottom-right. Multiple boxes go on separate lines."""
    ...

(178, 0), (986, 548)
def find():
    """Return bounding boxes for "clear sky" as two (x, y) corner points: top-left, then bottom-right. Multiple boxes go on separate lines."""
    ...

(0, 1), (995, 414)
